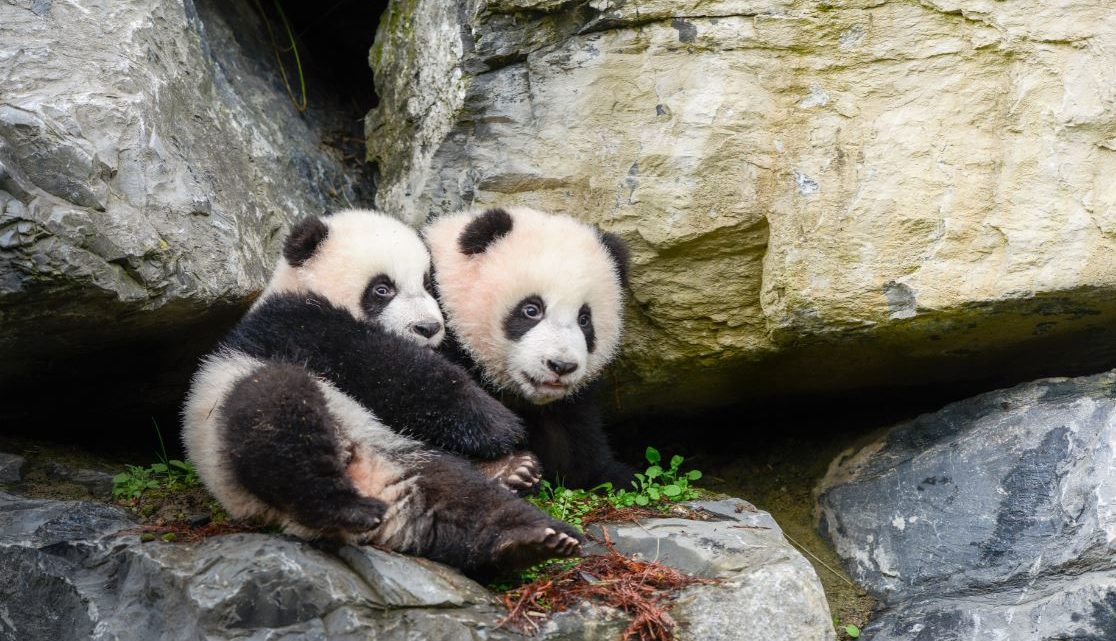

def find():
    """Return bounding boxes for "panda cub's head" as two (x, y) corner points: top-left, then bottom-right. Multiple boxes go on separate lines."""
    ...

(259, 209), (445, 347)
(425, 207), (629, 404)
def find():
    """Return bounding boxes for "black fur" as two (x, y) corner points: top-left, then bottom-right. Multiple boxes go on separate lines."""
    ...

(598, 230), (630, 287)
(283, 216), (329, 267)
(503, 295), (545, 341)
(578, 303), (596, 353)
(459, 208), (513, 255)
(223, 294), (525, 459)
(401, 452), (583, 578)
(439, 332), (635, 490)
(360, 274), (396, 318)
(517, 381), (636, 490)
(222, 362), (387, 533)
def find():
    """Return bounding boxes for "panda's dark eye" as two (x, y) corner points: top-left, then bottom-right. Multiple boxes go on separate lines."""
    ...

(373, 283), (395, 298)
(505, 295), (546, 340)
(578, 303), (596, 353)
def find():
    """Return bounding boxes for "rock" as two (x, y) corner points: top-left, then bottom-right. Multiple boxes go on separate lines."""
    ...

(0, 453), (27, 483)
(367, 0), (1116, 414)
(45, 462), (114, 498)
(0, 492), (515, 641)
(0, 493), (832, 640)
(816, 370), (1116, 641)
(586, 499), (835, 641)
(0, 0), (372, 419)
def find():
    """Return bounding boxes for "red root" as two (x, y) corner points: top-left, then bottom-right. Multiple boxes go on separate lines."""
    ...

(498, 529), (715, 641)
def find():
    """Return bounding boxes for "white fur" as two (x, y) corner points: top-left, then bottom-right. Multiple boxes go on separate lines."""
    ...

(182, 348), (433, 543)
(182, 350), (276, 523)
(424, 206), (624, 404)
(256, 208), (444, 347)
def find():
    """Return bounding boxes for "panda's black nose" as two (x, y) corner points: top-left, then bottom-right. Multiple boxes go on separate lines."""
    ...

(547, 359), (578, 376)
(412, 321), (443, 339)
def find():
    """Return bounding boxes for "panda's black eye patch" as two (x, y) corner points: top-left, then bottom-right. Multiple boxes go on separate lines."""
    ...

(423, 271), (435, 296)
(362, 274), (397, 319)
(578, 303), (596, 353)
(504, 295), (545, 340)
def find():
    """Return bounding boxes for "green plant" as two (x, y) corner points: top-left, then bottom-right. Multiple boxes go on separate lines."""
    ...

(529, 480), (606, 529)
(527, 446), (704, 531)
(113, 465), (161, 500)
(833, 617), (861, 639)
(112, 420), (201, 500)
(609, 447), (703, 508)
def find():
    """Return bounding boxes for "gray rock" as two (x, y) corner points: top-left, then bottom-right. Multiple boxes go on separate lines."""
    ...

(817, 370), (1116, 641)
(0, 493), (834, 641)
(0, 453), (26, 483)
(0, 0), (372, 415)
(0, 493), (514, 641)
(586, 499), (835, 641)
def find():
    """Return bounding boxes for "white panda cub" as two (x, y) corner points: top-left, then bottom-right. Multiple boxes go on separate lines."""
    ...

(182, 209), (580, 575)
(425, 206), (637, 490)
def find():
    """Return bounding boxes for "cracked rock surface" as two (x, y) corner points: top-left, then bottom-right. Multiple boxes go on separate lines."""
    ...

(0, 494), (832, 641)
(367, 0), (1116, 413)
(0, 0), (370, 416)
(817, 369), (1116, 641)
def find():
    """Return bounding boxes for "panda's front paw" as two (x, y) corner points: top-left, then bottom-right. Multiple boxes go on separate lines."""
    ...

(475, 451), (542, 494)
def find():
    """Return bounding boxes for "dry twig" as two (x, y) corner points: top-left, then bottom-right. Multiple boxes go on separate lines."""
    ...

(498, 529), (714, 641)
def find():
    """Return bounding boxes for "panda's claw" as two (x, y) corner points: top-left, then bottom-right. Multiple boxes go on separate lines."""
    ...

(477, 451), (542, 494)
(493, 521), (584, 570)
(331, 496), (387, 533)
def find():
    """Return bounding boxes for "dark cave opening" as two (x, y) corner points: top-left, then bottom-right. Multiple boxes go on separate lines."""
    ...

(257, 0), (390, 110)
(0, 0), (393, 453)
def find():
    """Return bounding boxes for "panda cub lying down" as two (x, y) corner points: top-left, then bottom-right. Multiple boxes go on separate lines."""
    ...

(182, 209), (580, 576)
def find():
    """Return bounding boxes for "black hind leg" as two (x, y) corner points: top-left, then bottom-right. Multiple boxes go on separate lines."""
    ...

(405, 453), (582, 578)
(222, 362), (386, 535)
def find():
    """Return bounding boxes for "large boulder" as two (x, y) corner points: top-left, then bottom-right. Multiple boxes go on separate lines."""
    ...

(367, 0), (1116, 413)
(0, 493), (833, 640)
(0, 0), (370, 418)
(816, 370), (1116, 640)
(585, 499), (835, 641)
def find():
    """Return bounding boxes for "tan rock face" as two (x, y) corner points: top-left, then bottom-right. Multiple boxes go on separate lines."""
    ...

(367, 0), (1116, 414)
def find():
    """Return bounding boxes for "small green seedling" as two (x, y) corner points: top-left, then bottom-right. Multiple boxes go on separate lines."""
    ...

(845, 624), (861, 638)
(527, 445), (704, 535)
(113, 465), (161, 500)
(112, 419), (202, 500)
(610, 447), (703, 508)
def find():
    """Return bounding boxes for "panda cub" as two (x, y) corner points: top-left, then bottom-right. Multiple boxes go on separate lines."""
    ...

(425, 206), (636, 489)
(183, 209), (580, 575)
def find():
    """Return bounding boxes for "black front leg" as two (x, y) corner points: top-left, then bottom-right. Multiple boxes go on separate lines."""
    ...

(224, 296), (525, 459)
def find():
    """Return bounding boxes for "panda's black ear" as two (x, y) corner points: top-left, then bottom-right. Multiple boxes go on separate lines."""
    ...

(283, 216), (329, 267)
(459, 208), (513, 255)
(599, 230), (630, 287)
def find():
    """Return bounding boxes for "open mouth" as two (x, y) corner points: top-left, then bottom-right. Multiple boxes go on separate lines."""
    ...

(522, 372), (569, 395)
